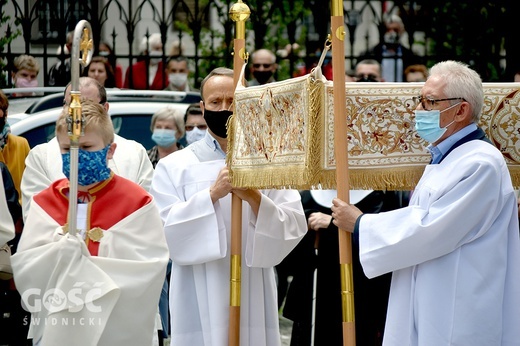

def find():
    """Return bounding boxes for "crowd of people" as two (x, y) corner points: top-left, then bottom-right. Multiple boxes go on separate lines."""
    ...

(1, 13), (520, 346)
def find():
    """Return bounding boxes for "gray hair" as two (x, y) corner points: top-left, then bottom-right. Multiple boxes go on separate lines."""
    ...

(140, 33), (162, 53)
(13, 55), (40, 74)
(200, 67), (234, 102)
(150, 106), (185, 137)
(429, 60), (483, 123)
(384, 14), (404, 31)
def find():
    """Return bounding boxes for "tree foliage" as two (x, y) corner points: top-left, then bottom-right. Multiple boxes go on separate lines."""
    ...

(397, 0), (516, 81)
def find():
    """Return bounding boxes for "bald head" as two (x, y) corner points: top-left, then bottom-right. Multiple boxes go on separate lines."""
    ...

(251, 49), (276, 65)
(250, 49), (277, 85)
(64, 77), (108, 110)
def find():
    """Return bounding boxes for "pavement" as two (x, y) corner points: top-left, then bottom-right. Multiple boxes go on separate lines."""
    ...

(162, 316), (293, 345)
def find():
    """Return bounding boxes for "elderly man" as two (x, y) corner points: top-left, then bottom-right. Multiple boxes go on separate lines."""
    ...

(124, 33), (168, 90)
(249, 49), (277, 86)
(21, 77), (153, 219)
(331, 60), (520, 346)
(150, 67), (307, 346)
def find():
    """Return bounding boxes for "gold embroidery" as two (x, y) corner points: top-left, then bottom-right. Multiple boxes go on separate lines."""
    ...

(229, 80), (520, 190)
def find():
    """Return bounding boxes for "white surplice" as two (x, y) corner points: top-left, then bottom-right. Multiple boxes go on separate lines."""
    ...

(150, 138), (307, 346)
(11, 199), (169, 346)
(20, 135), (154, 219)
(358, 140), (520, 346)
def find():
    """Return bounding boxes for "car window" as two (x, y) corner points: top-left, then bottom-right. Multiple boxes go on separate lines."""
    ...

(20, 123), (56, 148)
(111, 114), (154, 150)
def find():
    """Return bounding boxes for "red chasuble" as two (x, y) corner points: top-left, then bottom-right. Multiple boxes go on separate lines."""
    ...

(33, 172), (152, 256)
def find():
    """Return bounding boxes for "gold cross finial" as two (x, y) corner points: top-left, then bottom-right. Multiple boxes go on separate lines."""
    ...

(80, 28), (93, 65)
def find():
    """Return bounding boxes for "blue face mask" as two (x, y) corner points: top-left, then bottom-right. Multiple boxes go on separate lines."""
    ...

(414, 103), (460, 143)
(62, 145), (111, 186)
(152, 129), (177, 147)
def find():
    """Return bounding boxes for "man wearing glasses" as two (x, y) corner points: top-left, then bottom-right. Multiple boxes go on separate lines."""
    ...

(331, 60), (520, 345)
(183, 103), (207, 146)
(248, 49), (277, 86)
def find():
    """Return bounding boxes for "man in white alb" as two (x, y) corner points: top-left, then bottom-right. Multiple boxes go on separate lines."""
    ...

(150, 67), (307, 346)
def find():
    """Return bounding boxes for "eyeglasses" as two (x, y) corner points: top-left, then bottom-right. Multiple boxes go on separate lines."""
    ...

(355, 74), (379, 82)
(253, 63), (272, 69)
(412, 95), (465, 110)
(185, 124), (208, 131)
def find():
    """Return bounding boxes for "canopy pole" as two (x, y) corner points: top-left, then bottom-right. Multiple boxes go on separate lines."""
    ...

(330, 1), (356, 345)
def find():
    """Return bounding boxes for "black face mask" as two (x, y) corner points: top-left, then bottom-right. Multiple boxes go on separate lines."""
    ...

(356, 74), (379, 83)
(204, 109), (233, 138)
(0, 116), (5, 132)
(253, 70), (273, 84)
(357, 77), (378, 83)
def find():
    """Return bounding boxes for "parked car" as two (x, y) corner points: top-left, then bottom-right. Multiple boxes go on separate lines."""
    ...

(4, 87), (65, 116)
(6, 89), (201, 150)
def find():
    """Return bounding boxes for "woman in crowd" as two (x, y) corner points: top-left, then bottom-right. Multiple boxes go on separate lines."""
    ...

(147, 106), (185, 168)
(99, 41), (124, 88)
(11, 55), (40, 96)
(83, 56), (116, 88)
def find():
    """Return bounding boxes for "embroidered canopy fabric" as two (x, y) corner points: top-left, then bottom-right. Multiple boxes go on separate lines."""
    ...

(227, 77), (520, 190)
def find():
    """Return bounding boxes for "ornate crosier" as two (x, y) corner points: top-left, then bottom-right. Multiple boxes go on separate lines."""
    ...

(67, 20), (94, 237)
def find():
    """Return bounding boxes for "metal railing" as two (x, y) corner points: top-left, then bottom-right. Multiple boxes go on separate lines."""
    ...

(1, 0), (513, 89)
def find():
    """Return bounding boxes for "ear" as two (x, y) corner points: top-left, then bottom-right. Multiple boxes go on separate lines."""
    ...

(104, 102), (110, 112)
(200, 100), (205, 116)
(455, 101), (470, 122)
(106, 142), (117, 160)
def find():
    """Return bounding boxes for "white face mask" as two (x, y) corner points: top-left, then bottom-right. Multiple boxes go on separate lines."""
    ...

(384, 31), (399, 44)
(168, 73), (188, 88)
(185, 127), (206, 145)
(149, 50), (162, 65)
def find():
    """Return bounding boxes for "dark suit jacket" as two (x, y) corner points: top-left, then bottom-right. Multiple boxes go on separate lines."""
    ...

(361, 43), (422, 81)
(283, 190), (410, 346)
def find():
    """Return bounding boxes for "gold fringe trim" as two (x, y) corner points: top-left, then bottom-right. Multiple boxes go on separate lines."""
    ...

(230, 166), (426, 191)
(228, 78), (520, 191)
(508, 165), (520, 189)
(228, 76), (427, 191)
(232, 164), (520, 191)
(318, 166), (426, 190)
